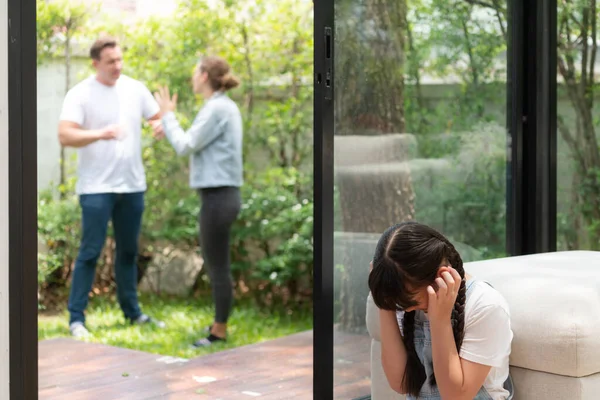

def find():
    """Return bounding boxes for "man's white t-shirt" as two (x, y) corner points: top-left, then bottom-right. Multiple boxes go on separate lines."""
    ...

(59, 75), (160, 195)
(397, 279), (513, 400)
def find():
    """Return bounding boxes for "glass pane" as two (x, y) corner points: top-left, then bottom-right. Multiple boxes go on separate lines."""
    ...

(556, 1), (600, 251)
(333, 0), (509, 397)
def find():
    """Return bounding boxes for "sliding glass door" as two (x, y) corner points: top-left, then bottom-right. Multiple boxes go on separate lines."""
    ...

(312, 0), (560, 398)
(331, 0), (509, 398)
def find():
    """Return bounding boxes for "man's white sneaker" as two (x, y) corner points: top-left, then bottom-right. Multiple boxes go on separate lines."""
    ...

(69, 322), (90, 338)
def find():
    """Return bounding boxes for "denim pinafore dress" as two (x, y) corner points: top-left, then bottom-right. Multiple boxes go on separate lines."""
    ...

(405, 279), (515, 400)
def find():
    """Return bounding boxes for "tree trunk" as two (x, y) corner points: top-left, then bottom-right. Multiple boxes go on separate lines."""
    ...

(240, 24), (254, 125)
(60, 33), (71, 198)
(405, 10), (428, 134)
(335, 0), (413, 333)
(335, 0), (407, 135)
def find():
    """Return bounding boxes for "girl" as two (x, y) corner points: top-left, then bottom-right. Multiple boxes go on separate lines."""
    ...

(368, 222), (514, 399)
(153, 56), (243, 347)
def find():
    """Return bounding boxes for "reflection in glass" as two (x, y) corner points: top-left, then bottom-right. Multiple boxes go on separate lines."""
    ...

(332, 0), (508, 397)
(556, 1), (600, 251)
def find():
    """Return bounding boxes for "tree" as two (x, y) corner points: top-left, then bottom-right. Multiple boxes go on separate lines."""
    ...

(37, 0), (62, 65)
(556, 0), (600, 249)
(459, 0), (600, 249)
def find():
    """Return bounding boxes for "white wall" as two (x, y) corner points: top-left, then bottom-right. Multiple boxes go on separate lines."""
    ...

(0, 0), (10, 396)
(37, 59), (87, 192)
(135, 0), (176, 18)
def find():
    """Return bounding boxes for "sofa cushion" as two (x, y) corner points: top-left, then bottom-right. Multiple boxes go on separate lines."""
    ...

(466, 251), (600, 377)
(509, 366), (600, 400)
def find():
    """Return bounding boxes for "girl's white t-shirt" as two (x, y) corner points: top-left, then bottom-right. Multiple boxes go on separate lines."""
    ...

(397, 279), (513, 400)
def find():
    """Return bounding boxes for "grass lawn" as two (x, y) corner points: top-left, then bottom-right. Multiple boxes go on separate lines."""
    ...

(38, 293), (313, 359)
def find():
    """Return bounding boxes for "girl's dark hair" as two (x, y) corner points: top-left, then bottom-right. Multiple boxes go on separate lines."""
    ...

(368, 221), (466, 396)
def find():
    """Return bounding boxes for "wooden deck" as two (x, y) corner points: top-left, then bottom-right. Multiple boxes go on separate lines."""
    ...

(39, 330), (372, 399)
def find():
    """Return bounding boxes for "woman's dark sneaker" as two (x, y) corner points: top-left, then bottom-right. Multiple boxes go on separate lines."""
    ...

(192, 334), (226, 348)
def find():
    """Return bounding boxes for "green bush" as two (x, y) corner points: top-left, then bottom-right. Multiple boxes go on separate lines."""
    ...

(231, 168), (313, 301)
(37, 165), (314, 307)
(37, 190), (80, 288)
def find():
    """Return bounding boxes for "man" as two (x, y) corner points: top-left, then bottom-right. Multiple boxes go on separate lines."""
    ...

(58, 36), (165, 337)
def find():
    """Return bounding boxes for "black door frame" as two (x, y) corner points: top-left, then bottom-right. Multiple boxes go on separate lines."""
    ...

(506, 0), (557, 256)
(8, 0), (555, 398)
(8, 0), (39, 398)
(313, 0), (335, 397)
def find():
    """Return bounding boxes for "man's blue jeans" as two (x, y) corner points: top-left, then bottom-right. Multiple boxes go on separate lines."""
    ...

(68, 192), (145, 325)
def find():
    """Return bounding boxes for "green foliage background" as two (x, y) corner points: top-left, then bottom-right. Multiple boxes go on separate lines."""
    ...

(37, 0), (314, 308)
(37, 0), (600, 311)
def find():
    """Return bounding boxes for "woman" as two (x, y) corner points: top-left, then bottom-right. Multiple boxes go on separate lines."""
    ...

(369, 222), (514, 399)
(154, 56), (243, 347)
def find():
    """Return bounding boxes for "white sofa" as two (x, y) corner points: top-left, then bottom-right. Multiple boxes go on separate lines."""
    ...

(366, 251), (600, 399)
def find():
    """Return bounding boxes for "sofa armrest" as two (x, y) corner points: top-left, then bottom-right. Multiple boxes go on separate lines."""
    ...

(371, 340), (407, 400)
(367, 292), (406, 399)
(366, 292), (382, 341)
